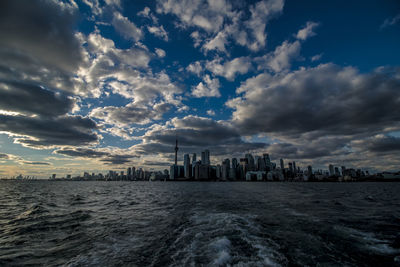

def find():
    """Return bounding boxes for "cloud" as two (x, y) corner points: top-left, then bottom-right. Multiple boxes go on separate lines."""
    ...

(186, 61), (203, 76)
(55, 147), (139, 165)
(100, 155), (135, 165)
(112, 11), (143, 41)
(0, 0), (87, 95)
(55, 147), (109, 158)
(0, 0), (82, 73)
(311, 53), (323, 62)
(137, 7), (151, 18)
(255, 40), (301, 72)
(227, 64), (400, 138)
(243, 0), (284, 51)
(22, 161), (51, 166)
(155, 48), (166, 58)
(157, 0), (284, 53)
(90, 102), (173, 126)
(381, 13), (400, 29)
(79, 32), (182, 103)
(0, 80), (74, 117)
(147, 25), (169, 41)
(296, 21), (319, 40)
(207, 110), (216, 116)
(0, 114), (99, 149)
(205, 57), (252, 81)
(157, 0), (230, 33)
(191, 75), (221, 98)
(133, 115), (267, 158)
(352, 135), (400, 153)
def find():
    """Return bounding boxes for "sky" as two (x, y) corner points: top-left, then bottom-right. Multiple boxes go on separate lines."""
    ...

(0, 0), (400, 178)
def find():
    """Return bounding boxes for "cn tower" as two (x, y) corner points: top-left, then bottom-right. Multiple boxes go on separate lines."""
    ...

(174, 138), (178, 165)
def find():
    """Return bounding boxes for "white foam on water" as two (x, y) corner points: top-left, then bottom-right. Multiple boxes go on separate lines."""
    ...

(63, 235), (140, 266)
(210, 237), (232, 266)
(335, 225), (399, 255)
(170, 212), (286, 266)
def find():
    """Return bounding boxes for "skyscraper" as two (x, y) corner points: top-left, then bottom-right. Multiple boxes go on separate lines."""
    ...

(245, 153), (255, 170)
(127, 167), (132, 179)
(205, 149), (210, 165)
(174, 138), (178, 166)
(184, 154), (191, 178)
(280, 158), (284, 171)
(263, 153), (271, 170)
(232, 158), (238, 169)
(329, 164), (334, 176)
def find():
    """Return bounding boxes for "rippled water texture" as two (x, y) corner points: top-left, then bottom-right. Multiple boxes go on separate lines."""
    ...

(1, 181), (400, 266)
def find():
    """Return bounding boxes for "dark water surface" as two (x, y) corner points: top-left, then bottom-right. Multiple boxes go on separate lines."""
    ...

(1, 181), (400, 266)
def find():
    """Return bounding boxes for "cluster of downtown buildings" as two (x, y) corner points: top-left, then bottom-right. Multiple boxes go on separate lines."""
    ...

(169, 140), (399, 182)
(5, 139), (400, 181)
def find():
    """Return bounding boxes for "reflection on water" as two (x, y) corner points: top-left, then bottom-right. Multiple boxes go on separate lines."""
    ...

(0, 181), (399, 266)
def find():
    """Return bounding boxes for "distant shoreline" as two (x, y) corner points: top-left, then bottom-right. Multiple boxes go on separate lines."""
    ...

(1, 179), (400, 182)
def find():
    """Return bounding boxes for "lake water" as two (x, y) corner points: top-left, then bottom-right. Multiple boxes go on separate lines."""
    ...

(1, 181), (400, 266)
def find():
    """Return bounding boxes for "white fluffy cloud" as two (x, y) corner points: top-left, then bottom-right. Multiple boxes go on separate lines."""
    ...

(296, 21), (319, 40)
(147, 25), (169, 41)
(256, 40), (301, 73)
(112, 11), (143, 41)
(191, 75), (221, 98)
(205, 57), (252, 80)
(157, 0), (284, 53)
(155, 48), (166, 58)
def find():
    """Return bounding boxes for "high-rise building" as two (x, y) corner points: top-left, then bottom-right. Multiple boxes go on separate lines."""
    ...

(232, 158), (238, 169)
(131, 167), (136, 179)
(174, 139), (178, 165)
(201, 150), (210, 165)
(329, 164), (334, 176)
(194, 163), (210, 180)
(216, 164), (221, 178)
(307, 165), (313, 176)
(222, 158), (230, 179)
(205, 149), (210, 165)
(293, 161), (296, 174)
(245, 153), (255, 171)
(280, 158), (284, 171)
(263, 153), (271, 170)
(127, 167), (132, 179)
(184, 154), (191, 178)
(192, 153), (196, 163)
(334, 166), (340, 176)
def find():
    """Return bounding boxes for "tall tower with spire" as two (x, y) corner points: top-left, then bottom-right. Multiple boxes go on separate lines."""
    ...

(174, 138), (178, 165)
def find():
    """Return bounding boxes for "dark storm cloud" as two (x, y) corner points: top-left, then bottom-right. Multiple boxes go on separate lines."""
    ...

(353, 135), (400, 153)
(55, 147), (138, 165)
(55, 148), (110, 158)
(0, 153), (10, 159)
(0, 80), (74, 116)
(0, 1), (87, 96)
(0, 0), (82, 72)
(228, 64), (400, 137)
(135, 116), (266, 156)
(100, 155), (137, 165)
(0, 115), (98, 148)
(22, 161), (51, 165)
(267, 137), (351, 160)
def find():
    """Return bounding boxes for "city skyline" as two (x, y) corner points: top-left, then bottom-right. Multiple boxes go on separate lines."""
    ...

(1, 0), (400, 179)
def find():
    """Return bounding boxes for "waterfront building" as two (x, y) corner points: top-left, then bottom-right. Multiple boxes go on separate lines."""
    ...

(184, 154), (191, 178)
(329, 164), (335, 176)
